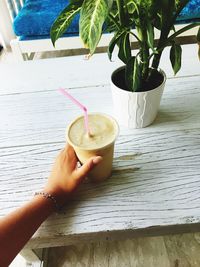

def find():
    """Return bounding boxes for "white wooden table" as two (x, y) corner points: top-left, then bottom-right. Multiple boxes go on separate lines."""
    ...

(0, 45), (200, 262)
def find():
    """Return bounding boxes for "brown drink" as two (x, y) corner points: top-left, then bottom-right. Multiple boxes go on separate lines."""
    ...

(66, 113), (119, 182)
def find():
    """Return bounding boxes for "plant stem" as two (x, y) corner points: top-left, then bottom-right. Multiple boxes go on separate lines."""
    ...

(138, 23), (149, 81)
(116, 0), (125, 26)
(151, 24), (169, 70)
(141, 40), (150, 81)
(151, 50), (162, 69)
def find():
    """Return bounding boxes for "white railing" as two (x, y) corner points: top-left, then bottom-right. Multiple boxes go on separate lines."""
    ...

(0, 0), (17, 48)
(0, 0), (24, 48)
(5, 0), (23, 21)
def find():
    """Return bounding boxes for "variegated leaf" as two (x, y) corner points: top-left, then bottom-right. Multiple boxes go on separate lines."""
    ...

(108, 30), (124, 61)
(125, 56), (141, 92)
(118, 32), (131, 64)
(50, 3), (82, 46)
(147, 20), (154, 50)
(80, 0), (111, 54)
(170, 42), (182, 75)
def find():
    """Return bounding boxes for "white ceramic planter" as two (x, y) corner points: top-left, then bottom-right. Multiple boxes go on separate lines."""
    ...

(111, 67), (166, 128)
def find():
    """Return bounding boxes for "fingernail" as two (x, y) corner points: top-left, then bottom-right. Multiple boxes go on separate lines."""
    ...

(92, 156), (103, 165)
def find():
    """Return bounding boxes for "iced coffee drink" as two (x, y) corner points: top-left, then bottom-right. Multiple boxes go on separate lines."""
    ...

(66, 113), (119, 182)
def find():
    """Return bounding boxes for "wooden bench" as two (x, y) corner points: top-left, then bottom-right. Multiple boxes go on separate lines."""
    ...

(0, 0), (199, 61)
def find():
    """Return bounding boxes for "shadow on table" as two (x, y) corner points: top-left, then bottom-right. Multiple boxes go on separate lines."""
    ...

(153, 109), (192, 126)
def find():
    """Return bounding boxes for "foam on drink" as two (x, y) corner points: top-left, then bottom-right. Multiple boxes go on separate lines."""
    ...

(68, 114), (116, 150)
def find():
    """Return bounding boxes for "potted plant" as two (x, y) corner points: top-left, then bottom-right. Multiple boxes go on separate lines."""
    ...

(51, 0), (200, 128)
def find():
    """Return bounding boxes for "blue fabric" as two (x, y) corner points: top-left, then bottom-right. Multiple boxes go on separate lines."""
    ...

(178, 0), (200, 21)
(13, 0), (200, 38)
(13, 0), (79, 36)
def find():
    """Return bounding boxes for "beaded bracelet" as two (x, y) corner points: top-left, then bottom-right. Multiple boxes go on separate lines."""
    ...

(34, 192), (62, 213)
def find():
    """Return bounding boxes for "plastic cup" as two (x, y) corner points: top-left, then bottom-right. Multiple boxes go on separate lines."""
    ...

(66, 113), (119, 182)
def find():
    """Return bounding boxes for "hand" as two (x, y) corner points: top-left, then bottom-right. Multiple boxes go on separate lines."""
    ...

(44, 144), (102, 206)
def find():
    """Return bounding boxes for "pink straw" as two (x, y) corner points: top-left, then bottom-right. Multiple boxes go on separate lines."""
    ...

(58, 88), (90, 135)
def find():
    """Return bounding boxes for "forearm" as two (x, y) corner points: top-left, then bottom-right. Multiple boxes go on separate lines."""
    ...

(0, 195), (54, 266)
(0, 145), (101, 267)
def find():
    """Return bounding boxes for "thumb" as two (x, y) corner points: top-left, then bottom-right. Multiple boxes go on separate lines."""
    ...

(75, 156), (102, 181)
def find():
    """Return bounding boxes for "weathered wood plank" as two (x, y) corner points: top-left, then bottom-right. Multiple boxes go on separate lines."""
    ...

(0, 44), (199, 96)
(164, 233), (200, 267)
(46, 233), (200, 267)
(47, 238), (170, 267)
(0, 124), (200, 248)
(0, 75), (199, 148)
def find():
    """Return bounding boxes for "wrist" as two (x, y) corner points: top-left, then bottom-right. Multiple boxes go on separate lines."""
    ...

(33, 193), (55, 215)
(34, 191), (63, 213)
(43, 186), (67, 208)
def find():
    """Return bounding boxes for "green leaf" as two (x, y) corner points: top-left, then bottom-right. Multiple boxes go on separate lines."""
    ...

(197, 27), (200, 43)
(197, 27), (200, 42)
(50, 3), (82, 47)
(147, 20), (154, 50)
(153, 14), (162, 30)
(80, 0), (110, 55)
(125, 0), (136, 14)
(160, 0), (175, 19)
(160, 0), (176, 39)
(108, 30), (124, 60)
(149, 0), (161, 18)
(170, 42), (182, 75)
(118, 32), (131, 64)
(108, 0), (114, 9)
(116, 0), (126, 26)
(105, 12), (120, 33)
(125, 56), (141, 92)
(197, 27), (200, 61)
(171, 25), (176, 32)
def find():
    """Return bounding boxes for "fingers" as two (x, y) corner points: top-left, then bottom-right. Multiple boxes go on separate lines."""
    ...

(63, 143), (73, 154)
(61, 144), (77, 160)
(75, 156), (102, 181)
(57, 145), (69, 161)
